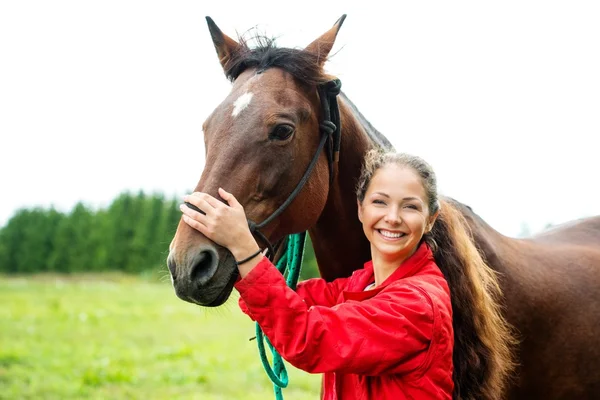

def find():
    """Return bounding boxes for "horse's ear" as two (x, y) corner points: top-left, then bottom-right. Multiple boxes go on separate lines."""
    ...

(206, 16), (240, 72)
(304, 14), (347, 66)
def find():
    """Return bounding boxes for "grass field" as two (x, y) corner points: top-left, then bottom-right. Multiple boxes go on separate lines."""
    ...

(0, 273), (321, 400)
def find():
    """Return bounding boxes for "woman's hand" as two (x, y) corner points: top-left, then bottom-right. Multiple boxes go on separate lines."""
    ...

(180, 188), (261, 269)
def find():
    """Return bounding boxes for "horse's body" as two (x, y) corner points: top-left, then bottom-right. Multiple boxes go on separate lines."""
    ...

(168, 16), (600, 399)
(459, 205), (600, 399)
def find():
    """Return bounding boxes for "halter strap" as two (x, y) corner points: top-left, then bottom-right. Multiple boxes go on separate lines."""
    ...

(248, 78), (341, 259)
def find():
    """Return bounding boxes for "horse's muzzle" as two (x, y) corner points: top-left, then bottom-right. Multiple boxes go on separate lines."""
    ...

(167, 246), (237, 306)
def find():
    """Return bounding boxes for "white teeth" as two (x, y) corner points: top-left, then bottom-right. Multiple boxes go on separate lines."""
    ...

(379, 230), (404, 239)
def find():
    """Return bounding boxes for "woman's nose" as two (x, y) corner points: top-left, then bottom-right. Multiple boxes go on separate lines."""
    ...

(384, 208), (401, 224)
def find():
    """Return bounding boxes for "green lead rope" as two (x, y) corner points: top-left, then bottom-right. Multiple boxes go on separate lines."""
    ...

(255, 232), (307, 400)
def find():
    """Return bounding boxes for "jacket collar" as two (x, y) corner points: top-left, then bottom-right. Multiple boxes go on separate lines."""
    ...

(343, 242), (434, 302)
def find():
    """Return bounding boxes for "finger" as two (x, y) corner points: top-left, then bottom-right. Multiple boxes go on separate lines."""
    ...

(180, 203), (209, 223)
(183, 193), (207, 210)
(201, 193), (226, 210)
(186, 192), (225, 210)
(183, 201), (204, 215)
(181, 214), (208, 234)
(219, 187), (241, 208)
(183, 194), (216, 215)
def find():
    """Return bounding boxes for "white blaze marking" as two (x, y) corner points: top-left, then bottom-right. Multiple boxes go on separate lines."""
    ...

(232, 92), (254, 117)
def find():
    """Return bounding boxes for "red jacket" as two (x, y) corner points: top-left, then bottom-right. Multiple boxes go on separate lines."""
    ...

(235, 242), (454, 400)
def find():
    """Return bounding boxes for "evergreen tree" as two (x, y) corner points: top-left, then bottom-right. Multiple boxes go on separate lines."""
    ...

(88, 209), (111, 271)
(0, 209), (29, 272)
(104, 192), (136, 270)
(129, 193), (168, 271)
(48, 203), (94, 272)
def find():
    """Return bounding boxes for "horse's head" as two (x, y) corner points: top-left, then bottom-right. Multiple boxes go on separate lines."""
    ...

(167, 16), (346, 306)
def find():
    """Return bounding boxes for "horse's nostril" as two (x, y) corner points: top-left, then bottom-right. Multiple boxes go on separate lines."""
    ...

(189, 249), (219, 285)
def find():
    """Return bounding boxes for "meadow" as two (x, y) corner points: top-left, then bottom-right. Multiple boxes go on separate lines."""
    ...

(0, 273), (321, 400)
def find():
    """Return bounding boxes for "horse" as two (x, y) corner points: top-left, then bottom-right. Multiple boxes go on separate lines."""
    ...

(166, 15), (600, 399)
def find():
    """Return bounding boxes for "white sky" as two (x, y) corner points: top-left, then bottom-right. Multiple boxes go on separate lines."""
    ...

(1, 1), (599, 237)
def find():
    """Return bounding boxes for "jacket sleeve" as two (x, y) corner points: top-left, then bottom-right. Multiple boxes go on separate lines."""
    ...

(293, 275), (350, 307)
(235, 257), (435, 376)
(238, 263), (349, 318)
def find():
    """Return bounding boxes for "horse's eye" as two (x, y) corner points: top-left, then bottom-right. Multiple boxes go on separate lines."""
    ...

(270, 124), (295, 141)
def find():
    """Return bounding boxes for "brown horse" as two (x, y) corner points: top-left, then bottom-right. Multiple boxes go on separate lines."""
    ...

(167, 16), (600, 399)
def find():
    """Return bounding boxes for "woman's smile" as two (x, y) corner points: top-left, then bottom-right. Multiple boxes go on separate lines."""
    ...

(377, 229), (407, 240)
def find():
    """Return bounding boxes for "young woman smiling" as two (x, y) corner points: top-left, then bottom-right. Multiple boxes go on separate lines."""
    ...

(180, 150), (516, 400)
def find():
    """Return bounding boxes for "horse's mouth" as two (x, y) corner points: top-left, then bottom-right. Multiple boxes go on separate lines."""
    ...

(202, 267), (239, 307)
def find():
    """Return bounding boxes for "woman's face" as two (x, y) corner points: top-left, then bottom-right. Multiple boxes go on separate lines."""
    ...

(358, 164), (436, 265)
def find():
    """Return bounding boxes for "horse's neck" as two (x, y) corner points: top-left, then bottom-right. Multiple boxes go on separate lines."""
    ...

(450, 198), (514, 276)
(308, 97), (374, 281)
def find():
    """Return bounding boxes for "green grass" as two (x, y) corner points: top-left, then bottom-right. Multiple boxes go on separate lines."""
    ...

(0, 273), (321, 399)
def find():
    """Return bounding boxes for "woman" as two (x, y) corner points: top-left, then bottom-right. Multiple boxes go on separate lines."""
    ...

(180, 150), (516, 399)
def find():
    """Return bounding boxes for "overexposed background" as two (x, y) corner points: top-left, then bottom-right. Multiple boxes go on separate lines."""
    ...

(1, 1), (599, 236)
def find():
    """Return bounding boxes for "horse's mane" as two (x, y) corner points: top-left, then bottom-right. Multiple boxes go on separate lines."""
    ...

(223, 35), (329, 85)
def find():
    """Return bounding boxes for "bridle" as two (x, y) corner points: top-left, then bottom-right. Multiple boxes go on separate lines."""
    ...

(185, 78), (342, 260)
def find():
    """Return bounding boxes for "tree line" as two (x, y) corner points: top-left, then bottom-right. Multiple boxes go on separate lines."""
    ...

(0, 191), (319, 279)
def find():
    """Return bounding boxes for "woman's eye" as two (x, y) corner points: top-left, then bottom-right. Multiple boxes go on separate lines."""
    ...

(404, 204), (418, 210)
(270, 124), (295, 141)
(373, 199), (386, 205)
